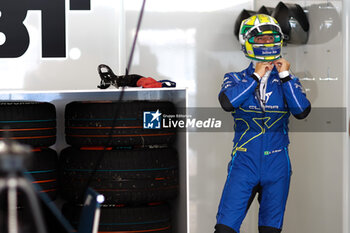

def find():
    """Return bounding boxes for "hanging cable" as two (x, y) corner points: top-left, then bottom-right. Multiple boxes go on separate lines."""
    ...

(81, 0), (147, 202)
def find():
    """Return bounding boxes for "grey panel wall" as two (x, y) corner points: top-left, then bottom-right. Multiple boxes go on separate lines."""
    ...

(254, 1), (346, 233)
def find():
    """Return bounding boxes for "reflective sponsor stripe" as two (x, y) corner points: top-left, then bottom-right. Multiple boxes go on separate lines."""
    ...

(288, 81), (303, 112)
(233, 73), (241, 81)
(217, 152), (237, 222)
(230, 81), (256, 104)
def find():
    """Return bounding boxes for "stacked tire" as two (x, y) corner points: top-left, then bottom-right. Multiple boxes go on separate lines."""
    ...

(0, 101), (58, 201)
(64, 100), (176, 147)
(62, 203), (172, 233)
(60, 101), (178, 233)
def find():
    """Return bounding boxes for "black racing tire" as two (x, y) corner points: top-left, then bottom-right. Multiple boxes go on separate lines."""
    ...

(0, 101), (56, 147)
(62, 203), (172, 233)
(65, 101), (176, 147)
(24, 148), (58, 201)
(59, 147), (179, 204)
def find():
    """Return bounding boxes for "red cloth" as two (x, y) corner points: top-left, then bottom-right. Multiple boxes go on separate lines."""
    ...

(136, 77), (162, 88)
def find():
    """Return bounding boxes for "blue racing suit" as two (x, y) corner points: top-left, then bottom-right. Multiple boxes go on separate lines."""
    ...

(215, 63), (311, 233)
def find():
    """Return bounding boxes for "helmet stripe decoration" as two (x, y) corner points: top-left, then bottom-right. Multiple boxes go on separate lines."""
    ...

(239, 14), (284, 62)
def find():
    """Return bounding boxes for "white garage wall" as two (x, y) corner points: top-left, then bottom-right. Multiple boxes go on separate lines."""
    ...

(254, 1), (347, 233)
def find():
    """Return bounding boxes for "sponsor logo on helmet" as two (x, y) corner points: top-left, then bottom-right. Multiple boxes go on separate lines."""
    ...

(262, 51), (275, 55)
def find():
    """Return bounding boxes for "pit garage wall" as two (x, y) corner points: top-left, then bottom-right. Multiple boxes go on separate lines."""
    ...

(0, 1), (348, 233)
(253, 1), (346, 233)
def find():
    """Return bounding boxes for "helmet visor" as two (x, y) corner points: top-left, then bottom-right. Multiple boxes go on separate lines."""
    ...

(248, 34), (282, 44)
(245, 24), (283, 42)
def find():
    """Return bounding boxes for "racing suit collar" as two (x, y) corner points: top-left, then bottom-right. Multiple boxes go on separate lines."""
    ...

(248, 62), (279, 77)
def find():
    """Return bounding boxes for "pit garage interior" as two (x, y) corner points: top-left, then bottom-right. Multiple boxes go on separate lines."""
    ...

(0, 0), (349, 233)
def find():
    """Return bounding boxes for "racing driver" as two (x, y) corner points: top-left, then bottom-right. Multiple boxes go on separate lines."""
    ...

(214, 14), (311, 233)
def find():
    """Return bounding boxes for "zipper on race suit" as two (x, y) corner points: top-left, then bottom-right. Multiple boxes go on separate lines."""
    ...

(260, 112), (265, 179)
